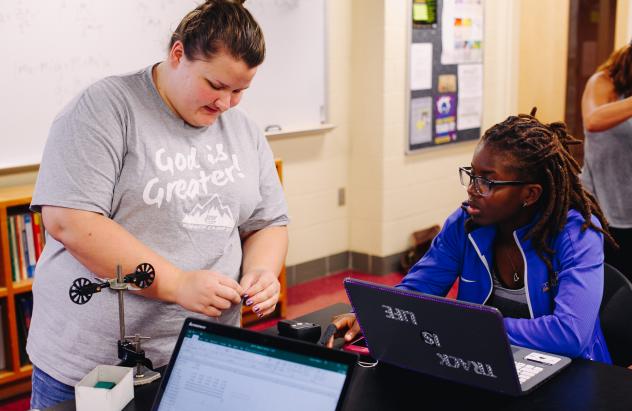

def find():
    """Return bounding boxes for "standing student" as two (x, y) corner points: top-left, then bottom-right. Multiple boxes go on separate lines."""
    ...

(581, 40), (632, 282)
(28, 0), (289, 408)
(329, 111), (615, 364)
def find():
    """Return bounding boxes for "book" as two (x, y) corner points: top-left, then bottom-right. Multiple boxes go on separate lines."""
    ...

(15, 214), (27, 282)
(36, 212), (46, 253)
(7, 216), (18, 282)
(23, 213), (36, 278)
(15, 294), (33, 366)
(18, 295), (33, 333)
(32, 212), (43, 261)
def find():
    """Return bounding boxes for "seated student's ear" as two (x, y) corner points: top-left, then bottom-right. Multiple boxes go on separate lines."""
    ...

(522, 183), (543, 207)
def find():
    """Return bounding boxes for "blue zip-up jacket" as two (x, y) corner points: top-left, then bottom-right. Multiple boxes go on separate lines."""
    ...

(398, 207), (611, 363)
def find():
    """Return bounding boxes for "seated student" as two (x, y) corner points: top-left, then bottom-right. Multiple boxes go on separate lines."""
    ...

(329, 110), (615, 363)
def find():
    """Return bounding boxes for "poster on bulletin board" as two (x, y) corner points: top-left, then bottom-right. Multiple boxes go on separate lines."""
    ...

(407, 0), (484, 153)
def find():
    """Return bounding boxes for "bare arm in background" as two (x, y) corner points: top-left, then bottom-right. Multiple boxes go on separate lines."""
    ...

(582, 71), (632, 132)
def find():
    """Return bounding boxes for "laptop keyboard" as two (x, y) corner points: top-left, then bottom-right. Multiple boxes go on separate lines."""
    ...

(515, 361), (543, 384)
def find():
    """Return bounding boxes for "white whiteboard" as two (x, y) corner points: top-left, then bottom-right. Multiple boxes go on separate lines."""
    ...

(242, 0), (326, 133)
(0, 0), (326, 170)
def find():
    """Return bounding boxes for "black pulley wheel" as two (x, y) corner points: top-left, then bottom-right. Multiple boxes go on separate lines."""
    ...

(69, 277), (93, 304)
(133, 263), (155, 288)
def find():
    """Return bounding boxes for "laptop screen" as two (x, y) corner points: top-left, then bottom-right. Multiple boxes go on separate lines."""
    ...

(155, 323), (350, 411)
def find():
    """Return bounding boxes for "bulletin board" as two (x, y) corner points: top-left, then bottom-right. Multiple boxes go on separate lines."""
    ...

(407, 0), (484, 153)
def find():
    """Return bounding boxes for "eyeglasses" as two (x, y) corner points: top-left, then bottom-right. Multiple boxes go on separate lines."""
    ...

(458, 166), (531, 197)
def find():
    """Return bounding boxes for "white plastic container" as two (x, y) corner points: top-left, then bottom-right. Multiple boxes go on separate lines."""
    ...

(75, 365), (134, 411)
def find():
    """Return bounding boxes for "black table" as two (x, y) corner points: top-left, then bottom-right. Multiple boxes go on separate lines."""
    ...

(50, 303), (632, 410)
(297, 303), (632, 410)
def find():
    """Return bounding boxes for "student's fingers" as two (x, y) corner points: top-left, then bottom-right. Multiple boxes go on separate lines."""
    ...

(214, 283), (243, 305)
(327, 314), (358, 348)
(217, 275), (244, 296)
(240, 269), (273, 292)
(331, 313), (357, 331)
(208, 295), (233, 311)
(326, 335), (335, 348)
(327, 323), (360, 347)
(243, 281), (266, 301)
(345, 320), (361, 342)
(251, 291), (280, 317)
(244, 278), (279, 307)
(247, 282), (280, 317)
(243, 274), (276, 299)
(256, 301), (278, 318)
(200, 305), (222, 318)
(213, 278), (242, 304)
(176, 271), (242, 313)
(250, 280), (279, 303)
(239, 274), (256, 291)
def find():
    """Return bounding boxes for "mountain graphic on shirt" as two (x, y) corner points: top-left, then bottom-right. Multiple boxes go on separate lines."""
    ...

(182, 195), (235, 230)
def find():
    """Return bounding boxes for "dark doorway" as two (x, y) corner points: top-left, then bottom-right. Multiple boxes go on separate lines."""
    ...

(565, 0), (617, 165)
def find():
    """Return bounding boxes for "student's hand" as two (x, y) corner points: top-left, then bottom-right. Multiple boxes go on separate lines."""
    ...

(240, 269), (280, 318)
(326, 313), (361, 348)
(175, 270), (243, 317)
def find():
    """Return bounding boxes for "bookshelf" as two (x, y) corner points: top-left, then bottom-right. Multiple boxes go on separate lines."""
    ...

(0, 159), (287, 397)
(0, 185), (35, 400)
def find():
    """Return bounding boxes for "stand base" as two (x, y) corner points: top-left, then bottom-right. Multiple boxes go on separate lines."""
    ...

(133, 365), (161, 386)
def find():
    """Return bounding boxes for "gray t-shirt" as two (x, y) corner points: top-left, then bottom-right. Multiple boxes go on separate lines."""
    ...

(581, 107), (632, 228)
(28, 66), (289, 385)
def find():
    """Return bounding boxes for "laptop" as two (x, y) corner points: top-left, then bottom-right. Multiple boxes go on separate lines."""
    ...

(344, 278), (571, 396)
(152, 318), (357, 411)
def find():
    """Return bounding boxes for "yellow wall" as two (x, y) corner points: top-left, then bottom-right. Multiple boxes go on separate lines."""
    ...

(0, 171), (38, 188)
(515, 0), (631, 124)
(615, 0), (632, 48)
(348, 0), (386, 255)
(517, 0), (570, 123)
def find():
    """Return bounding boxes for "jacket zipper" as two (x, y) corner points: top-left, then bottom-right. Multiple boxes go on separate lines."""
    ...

(467, 233), (493, 304)
(513, 231), (534, 319)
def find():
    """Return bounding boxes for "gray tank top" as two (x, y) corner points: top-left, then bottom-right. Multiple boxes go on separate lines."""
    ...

(487, 270), (530, 319)
(581, 107), (632, 228)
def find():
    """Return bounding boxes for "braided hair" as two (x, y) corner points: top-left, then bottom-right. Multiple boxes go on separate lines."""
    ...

(476, 109), (617, 285)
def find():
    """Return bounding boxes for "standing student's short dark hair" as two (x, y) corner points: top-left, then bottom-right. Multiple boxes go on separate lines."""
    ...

(170, 0), (265, 68)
